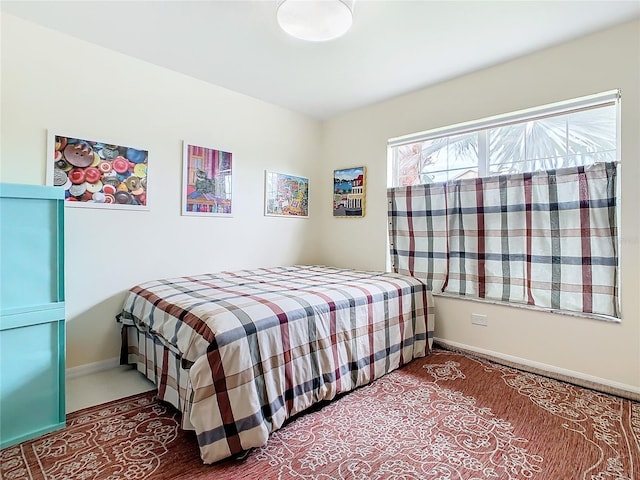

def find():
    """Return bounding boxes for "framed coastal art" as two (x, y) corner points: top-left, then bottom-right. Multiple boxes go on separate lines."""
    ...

(264, 171), (309, 217)
(182, 142), (233, 217)
(46, 132), (149, 210)
(333, 166), (365, 217)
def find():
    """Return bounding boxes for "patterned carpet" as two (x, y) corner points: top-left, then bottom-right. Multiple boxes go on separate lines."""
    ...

(2, 349), (639, 480)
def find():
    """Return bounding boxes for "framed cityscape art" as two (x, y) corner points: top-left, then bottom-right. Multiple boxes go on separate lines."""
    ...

(264, 171), (309, 217)
(333, 166), (365, 217)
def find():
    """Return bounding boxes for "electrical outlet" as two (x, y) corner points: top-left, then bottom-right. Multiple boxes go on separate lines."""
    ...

(471, 313), (488, 326)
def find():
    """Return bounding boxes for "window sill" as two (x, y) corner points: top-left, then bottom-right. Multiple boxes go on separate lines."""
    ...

(432, 292), (621, 323)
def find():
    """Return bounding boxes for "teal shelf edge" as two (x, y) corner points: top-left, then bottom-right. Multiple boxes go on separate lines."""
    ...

(57, 198), (65, 301)
(0, 420), (67, 450)
(57, 319), (67, 429)
(0, 303), (65, 330)
(0, 183), (64, 200)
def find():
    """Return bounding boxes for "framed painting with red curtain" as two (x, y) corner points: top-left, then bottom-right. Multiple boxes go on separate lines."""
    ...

(182, 142), (233, 217)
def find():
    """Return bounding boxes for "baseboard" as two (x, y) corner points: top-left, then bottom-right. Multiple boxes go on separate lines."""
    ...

(434, 338), (640, 401)
(66, 357), (121, 379)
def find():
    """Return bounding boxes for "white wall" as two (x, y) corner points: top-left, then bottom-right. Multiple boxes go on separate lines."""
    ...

(1, 13), (323, 368)
(319, 20), (640, 393)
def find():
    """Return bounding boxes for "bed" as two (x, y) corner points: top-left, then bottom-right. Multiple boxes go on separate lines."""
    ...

(117, 265), (434, 464)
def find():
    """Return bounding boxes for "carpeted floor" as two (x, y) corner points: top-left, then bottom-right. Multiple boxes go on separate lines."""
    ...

(2, 348), (639, 480)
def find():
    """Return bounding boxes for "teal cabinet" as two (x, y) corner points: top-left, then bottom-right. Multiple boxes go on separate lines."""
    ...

(0, 183), (66, 449)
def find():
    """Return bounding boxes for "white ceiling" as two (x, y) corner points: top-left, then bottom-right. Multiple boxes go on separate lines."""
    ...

(2, 1), (639, 120)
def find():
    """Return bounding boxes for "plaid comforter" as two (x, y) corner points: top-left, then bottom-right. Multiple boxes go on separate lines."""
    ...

(118, 265), (433, 464)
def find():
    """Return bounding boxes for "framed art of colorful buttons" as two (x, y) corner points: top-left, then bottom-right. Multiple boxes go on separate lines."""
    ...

(46, 132), (149, 210)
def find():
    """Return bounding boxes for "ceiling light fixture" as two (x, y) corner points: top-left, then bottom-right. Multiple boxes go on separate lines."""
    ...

(277, 0), (354, 42)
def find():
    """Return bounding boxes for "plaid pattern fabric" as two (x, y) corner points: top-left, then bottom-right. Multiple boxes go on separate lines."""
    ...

(122, 325), (195, 429)
(118, 265), (434, 463)
(388, 162), (619, 318)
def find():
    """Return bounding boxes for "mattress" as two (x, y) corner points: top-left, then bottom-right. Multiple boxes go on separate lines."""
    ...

(118, 265), (434, 463)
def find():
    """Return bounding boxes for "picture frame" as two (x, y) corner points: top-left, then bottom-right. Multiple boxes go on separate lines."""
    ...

(333, 166), (365, 217)
(182, 142), (233, 217)
(46, 131), (149, 210)
(264, 171), (309, 217)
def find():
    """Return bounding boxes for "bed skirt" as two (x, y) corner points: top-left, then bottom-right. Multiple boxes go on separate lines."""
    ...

(121, 325), (197, 431)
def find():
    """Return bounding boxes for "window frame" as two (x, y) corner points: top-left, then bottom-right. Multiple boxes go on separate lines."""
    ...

(387, 90), (620, 188)
(386, 90), (622, 321)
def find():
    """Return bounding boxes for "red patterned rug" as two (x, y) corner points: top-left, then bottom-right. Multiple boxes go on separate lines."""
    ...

(2, 349), (639, 480)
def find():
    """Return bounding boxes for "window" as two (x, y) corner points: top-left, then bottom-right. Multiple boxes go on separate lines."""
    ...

(387, 91), (620, 320)
(389, 90), (619, 187)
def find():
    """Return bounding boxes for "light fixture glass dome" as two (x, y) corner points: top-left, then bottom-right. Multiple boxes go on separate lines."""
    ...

(277, 0), (354, 42)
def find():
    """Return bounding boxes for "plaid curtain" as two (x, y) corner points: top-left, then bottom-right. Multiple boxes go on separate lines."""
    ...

(388, 162), (619, 319)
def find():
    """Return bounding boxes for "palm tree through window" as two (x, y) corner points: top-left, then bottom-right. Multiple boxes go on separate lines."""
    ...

(390, 92), (618, 187)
